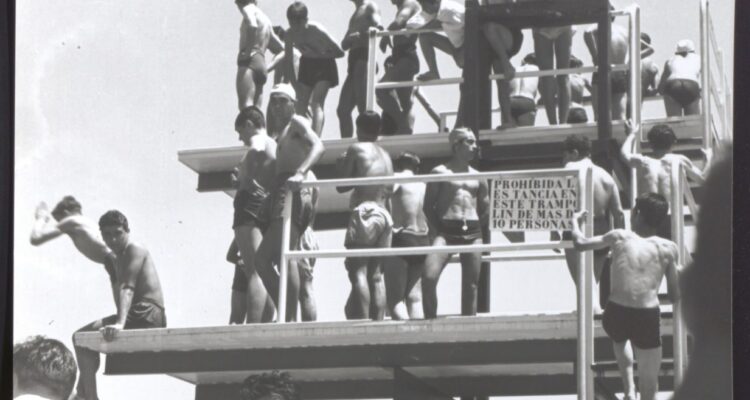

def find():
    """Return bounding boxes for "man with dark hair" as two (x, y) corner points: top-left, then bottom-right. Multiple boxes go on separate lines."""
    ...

(621, 121), (707, 238)
(235, 0), (283, 109)
(561, 134), (625, 310)
(240, 370), (300, 400)
(658, 39), (702, 116)
(337, 0), (383, 139)
(13, 336), (77, 400)
(337, 111), (394, 320)
(384, 151), (427, 319)
(422, 128), (489, 319)
(232, 105), (277, 324)
(567, 55), (590, 124)
(30, 196), (118, 302)
(284, 1), (345, 136)
(571, 192), (681, 400)
(72, 210), (166, 400)
(508, 53), (540, 127)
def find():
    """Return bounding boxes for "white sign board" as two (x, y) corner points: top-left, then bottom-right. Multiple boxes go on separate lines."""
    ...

(490, 175), (579, 231)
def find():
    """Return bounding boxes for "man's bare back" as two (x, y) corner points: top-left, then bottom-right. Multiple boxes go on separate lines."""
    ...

(665, 53), (701, 83)
(565, 159), (619, 220)
(287, 22), (343, 59)
(392, 174), (427, 232)
(56, 216), (112, 264)
(344, 142), (394, 208)
(510, 64), (539, 99)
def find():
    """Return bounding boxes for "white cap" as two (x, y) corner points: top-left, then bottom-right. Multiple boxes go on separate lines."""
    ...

(269, 83), (297, 102)
(675, 39), (695, 54)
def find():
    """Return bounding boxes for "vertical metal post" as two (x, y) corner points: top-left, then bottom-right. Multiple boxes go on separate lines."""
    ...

(670, 161), (687, 385)
(576, 167), (595, 400)
(699, 0), (711, 151)
(629, 6), (642, 207)
(277, 189), (293, 323)
(596, 6), (613, 144)
(365, 28), (378, 112)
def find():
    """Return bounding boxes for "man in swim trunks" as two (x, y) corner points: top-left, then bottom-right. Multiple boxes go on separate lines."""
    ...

(72, 210), (166, 400)
(254, 84), (324, 322)
(567, 55), (591, 123)
(422, 128), (489, 319)
(232, 106), (278, 324)
(384, 152), (427, 320)
(621, 121), (708, 239)
(235, 0), (282, 110)
(571, 193), (681, 400)
(658, 39), (702, 117)
(337, 111), (394, 320)
(508, 53), (539, 127)
(30, 196), (118, 304)
(337, 0), (383, 139)
(533, 24), (574, 125)
(584, 6), (629, 121)
(406, 0), (465, 81)
(285, 2), (345, 136)
(376, 0), (422, 135)
(482, 17), (524, 129)
(561, 134), (625, 310)
(640, 33), (659, 100)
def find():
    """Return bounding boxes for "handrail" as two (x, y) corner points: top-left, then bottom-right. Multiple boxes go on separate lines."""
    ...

(670, 160), (689, 386)
(682, 172), (699, 220)
(700, 0), (711, 152)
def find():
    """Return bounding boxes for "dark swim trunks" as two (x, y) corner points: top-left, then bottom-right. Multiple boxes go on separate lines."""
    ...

(233, 180), (270, 230)
(567, 107), (589, 124)
(592, 70), (630, 94)
(438, 219), (483, 245)
(262, 172), (316, 232)
(602, 301), (661, 349)
(100, 300), (167, 330)
(232, 265), (248, 293)
(298, 56), (340, 88)
(390, 44), (420, 77)
(237, 52), (268, 87)
(392, 228), (431, 264)
(510, 96), (536, 119)
(664, 79), (701, 107)
(347, 46), (369, 75)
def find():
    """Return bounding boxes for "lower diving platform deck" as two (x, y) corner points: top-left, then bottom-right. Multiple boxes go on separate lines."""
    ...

(74, 313), (676, 399)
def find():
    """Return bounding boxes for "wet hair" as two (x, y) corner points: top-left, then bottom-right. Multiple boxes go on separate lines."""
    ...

(273, 26), (286, 42)
(286, 2), (308, 22)
(51, 196), (82, 220)
(522, 53), (537, 66)
(236, 106), (266, 130)
(563, 134), (591, 158)
(240, 371), (300, 400)
(14, 336), (77, 399)
(633, 192), (669, 228)
(569, 55), (584, 69)
(647, 124), (677, 151)
(356, 111), (381, 138)
(99, 210), (130, 233)
(394, 151), (421, 172)
(567, 108), (588, 124)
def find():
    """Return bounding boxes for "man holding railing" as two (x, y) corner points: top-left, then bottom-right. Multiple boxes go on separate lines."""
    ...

(422, 128), (489, 319)
(235, 0), (282, 110)
(337, 111), (394, 321)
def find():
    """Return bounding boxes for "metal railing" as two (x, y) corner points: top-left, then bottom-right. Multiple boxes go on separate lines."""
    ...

(274, 167), (597, 399)
(700, 0), (733, 148)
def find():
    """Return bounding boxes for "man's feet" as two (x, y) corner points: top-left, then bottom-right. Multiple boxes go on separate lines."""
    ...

(417, 71), (440, 81)
(495, 123), (517, 130)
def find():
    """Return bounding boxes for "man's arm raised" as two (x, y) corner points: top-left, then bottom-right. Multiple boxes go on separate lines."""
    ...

(571, 210), (620, 251)
(286, 116), (325, 191)
(101, 245), (145, 341)
(607, 178), (626, 229)
(30, 203), (67, 245)
(621, 120), (646, 168)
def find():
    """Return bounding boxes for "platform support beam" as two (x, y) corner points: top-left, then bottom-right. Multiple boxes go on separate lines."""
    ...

(595, 4), (613, 165)
(394, 367), (453, 400)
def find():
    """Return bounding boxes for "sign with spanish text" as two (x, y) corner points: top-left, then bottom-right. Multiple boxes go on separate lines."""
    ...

(490, 175), (579, 231)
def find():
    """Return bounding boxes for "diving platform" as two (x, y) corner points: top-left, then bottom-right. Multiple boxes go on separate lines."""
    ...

(74, 313), (676, 399)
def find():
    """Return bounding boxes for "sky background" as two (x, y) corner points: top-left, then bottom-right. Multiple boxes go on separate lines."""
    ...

(14, 0), (733, 399)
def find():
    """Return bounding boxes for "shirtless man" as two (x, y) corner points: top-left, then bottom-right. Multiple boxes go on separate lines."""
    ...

(336, 111), (394, 320)
(235, 0), (282, 109)
(640, 33), (659, 99)
(384, 152), (427, 320)
(567, 55), (591, 123)
(376, 0), (421, 135)
(337, 0), (383, 139)
(621, 122), (707, 239)
(30, 197), (118, 303)
(658, 39), (702, 116)
(232, 106), (277, 323)
(285, 2), (345, 136)
(72, 210), (166, 400)
(255, 84), (324, 322)
(571, 193), (681, 400)
(422, 128), (489, 319)
(406, 0), (465, 81)
(508, 53), (540, 127)
(533, 23), (574, 125)
(584, 7), (629, 121)
(561, 135), (625, 310)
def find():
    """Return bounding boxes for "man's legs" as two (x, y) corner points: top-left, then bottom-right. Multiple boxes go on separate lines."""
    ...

(417, 33), (455, 80)
(298, 260), (317, 321)
(254, 221), (300, 322)
(422, 236), (452, 319)
(234, 224), (273, 323)
(612, 340), (637, 400)
(612, 91), (628, 121)
(553, 31), (573, 124)
(345, 257), (370, 320)
(685, 96), (701, 116)
(634, 345), (662, 400)
(484, 23), (515, 128)
(337, 74), (357, 138)
(309, 81), (332, 136)
(534, 31), (559, 124)
(296, 83), (314, 119)
(459, 238), (483, 316)
(367, 257), (387, 321)
(237, 66), (257, 110)
(405, 262), (424, 319)
(73, 316), (116, 400)
(385, 256), (410, 320)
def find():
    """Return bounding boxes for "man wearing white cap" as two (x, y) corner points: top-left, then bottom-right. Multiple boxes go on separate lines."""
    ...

(658, 39), (702, 116)
(255, 83), (325, 321)
(422, 128), (489, 319)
